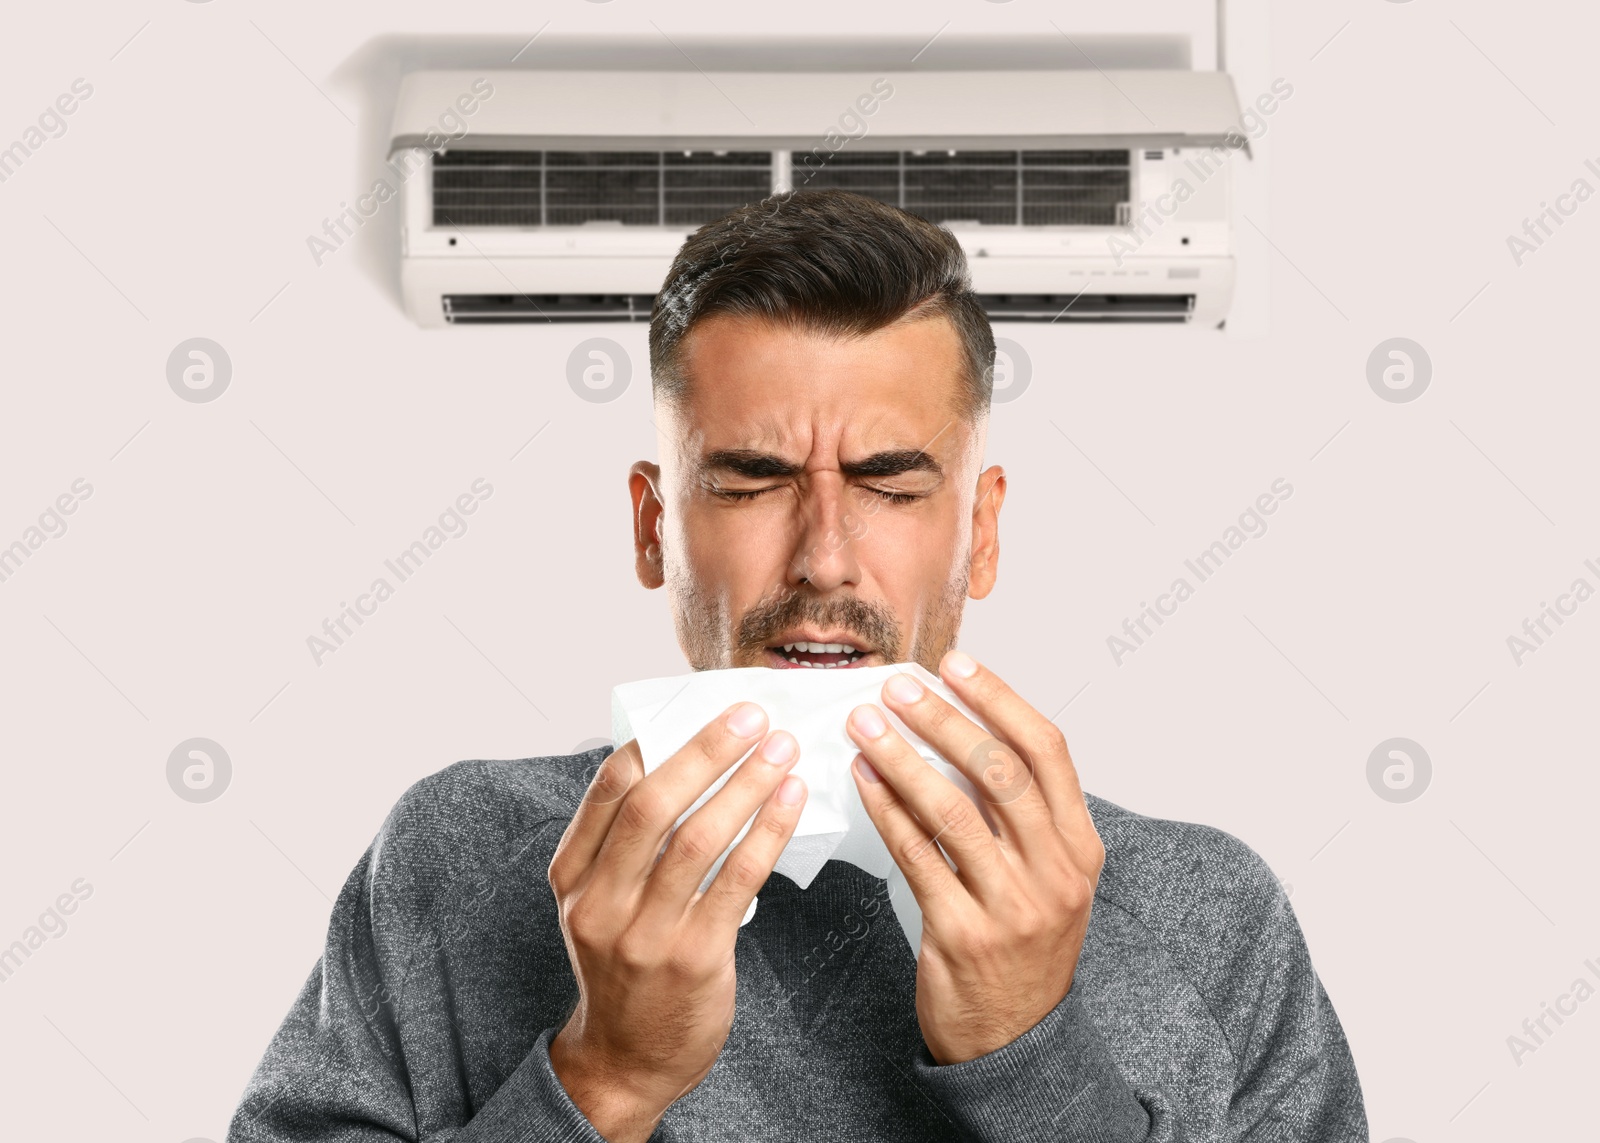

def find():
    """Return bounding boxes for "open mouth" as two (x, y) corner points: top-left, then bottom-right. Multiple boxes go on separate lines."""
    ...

(765, 640), (873, 669)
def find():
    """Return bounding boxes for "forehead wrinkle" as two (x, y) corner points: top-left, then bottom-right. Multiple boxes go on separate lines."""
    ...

(686, 389), (964, 479)
(797, 404), (947, 475)
(700, 413), (807, 469)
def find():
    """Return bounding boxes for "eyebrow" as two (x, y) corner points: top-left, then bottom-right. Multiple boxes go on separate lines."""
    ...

(701, 448), (944, 480)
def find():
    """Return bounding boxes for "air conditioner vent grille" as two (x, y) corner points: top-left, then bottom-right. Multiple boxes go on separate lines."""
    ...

(432, 150), (772, 227)
(438, 292), (1194, 324)
(979, 293), (1194, 322)
(432, 148), (1132, 228)
(442, 293), (656, 322)
(797, 150), (1131, 226)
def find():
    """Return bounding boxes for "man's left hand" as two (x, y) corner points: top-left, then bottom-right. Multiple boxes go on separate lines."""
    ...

(845, 650), (1105, 1066)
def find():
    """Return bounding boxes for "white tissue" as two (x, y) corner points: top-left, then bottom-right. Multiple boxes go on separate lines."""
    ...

(609, 662), (997, 957)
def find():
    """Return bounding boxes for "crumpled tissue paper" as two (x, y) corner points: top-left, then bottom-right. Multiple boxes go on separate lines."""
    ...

(609, 661), (998, 956)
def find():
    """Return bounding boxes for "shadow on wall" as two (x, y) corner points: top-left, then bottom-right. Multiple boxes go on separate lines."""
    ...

(327, 33), (1192, 313)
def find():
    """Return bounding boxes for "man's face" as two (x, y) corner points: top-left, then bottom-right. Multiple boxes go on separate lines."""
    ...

(629, 312), (1006, 674)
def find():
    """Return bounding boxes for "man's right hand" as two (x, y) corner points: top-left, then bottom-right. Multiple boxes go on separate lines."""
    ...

(546, 703), (806, 1142)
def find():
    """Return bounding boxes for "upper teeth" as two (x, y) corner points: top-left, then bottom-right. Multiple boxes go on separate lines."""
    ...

(782, 641), (857, 654)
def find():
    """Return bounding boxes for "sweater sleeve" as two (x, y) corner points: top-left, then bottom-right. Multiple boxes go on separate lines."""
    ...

(907, 830), (1366, 1142)
(226, 841), (607, 1143)
(907, 987), (1173, 1143)
(1223, 886), (1367, 1143)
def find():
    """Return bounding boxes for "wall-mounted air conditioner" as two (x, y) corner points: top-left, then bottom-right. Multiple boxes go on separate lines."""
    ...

(390, 64), (1249, 328)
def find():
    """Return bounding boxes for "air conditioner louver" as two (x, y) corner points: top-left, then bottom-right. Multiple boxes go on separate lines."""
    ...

(439, 292), (1198, 324)
(442, 293), (656, 322)
(979, 293), (1195, 322)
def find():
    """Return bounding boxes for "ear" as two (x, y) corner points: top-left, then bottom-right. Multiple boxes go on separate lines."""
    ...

(967, 465), (1006, 600)
(629, 461), (665, 589)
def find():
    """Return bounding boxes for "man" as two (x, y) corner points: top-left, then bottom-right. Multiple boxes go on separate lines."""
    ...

(229, 190), (1367, 1142)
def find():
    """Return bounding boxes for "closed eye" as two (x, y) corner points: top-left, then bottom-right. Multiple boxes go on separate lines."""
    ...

(712, 486), (923, 504)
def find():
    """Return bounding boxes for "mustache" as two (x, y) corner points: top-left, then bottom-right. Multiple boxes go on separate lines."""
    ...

(737, 589), (902, 657)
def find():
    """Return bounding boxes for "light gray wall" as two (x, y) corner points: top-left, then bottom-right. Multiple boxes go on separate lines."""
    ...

(0, 2), (1592, 1140)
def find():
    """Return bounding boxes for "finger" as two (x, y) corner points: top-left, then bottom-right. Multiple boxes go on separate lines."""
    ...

(875, 669), (1057, 856)
(845, 702), (1003, 891)
(935, 651), (1099, 850)
(848, 750), (969, 921)
(594, 702), (770, 888)
(693, 772), (808, 937)
(548, 740), (644, 890)
(640, 731), (800, 927)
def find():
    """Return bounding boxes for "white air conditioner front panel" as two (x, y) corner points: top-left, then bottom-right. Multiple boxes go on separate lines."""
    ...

(393, 65), (1247, 328)
(391, 70), (1250, 154)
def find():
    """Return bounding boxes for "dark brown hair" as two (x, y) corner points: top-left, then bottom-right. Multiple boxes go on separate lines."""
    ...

(649, 189), (994, 421)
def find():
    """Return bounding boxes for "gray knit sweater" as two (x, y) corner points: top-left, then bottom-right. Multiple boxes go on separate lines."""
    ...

(228, 748), (1368, 1142)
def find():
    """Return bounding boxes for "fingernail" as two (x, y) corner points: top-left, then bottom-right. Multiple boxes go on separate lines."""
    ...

(854, 755), (881, 784)
(850, 704), (888, 738)
(885, 673), (923, 704)
(726, 703), (765, 737)
(778, 775), (805, 804)
(944, 649), (978, 679)
(759, 731), (796, 765)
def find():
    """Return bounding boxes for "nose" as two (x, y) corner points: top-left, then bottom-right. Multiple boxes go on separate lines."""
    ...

(785, 471), (863, 592)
